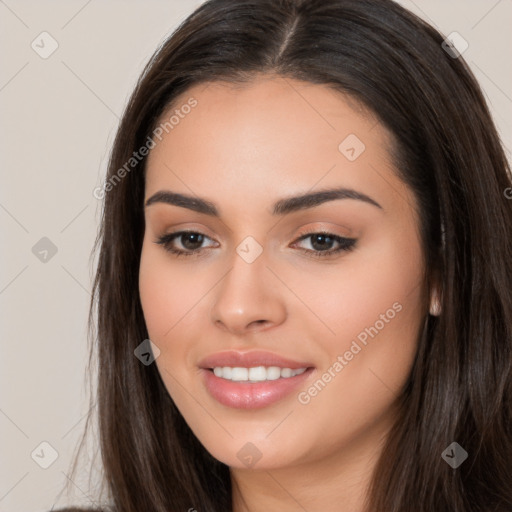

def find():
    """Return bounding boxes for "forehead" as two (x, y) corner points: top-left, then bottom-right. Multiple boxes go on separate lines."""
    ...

(149, 76), (386, 169)
(144, 76), (412, 220)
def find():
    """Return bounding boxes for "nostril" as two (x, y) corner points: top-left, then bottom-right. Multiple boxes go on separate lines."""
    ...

(251, 320), (268, 327)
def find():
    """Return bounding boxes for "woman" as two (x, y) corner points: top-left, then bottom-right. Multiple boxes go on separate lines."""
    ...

(56, 0), (512, 510)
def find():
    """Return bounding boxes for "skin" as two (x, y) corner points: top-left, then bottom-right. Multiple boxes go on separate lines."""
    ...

(139, 75), (427, 512)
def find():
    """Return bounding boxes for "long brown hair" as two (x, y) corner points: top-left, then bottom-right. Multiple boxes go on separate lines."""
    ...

(67, 0), (512, 510)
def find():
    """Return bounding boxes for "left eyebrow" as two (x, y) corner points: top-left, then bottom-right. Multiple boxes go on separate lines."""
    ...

(144, 186), (383, 216)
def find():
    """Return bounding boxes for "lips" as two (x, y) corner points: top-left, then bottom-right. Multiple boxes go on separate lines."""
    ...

(199, 350), (315, 409)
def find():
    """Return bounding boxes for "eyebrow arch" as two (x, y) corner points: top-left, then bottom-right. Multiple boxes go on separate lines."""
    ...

(144, 187), (382, 216)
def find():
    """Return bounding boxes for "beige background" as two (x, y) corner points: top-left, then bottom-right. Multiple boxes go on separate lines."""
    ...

(1, 1), (510, 510)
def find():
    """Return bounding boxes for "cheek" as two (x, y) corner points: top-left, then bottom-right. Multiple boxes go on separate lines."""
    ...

(293, 228), (424, 441)
(302, 227), (424, 355)
(139, 240), (204, 339)
(138, 239), (220, 391)
(139, 244), (195, 401)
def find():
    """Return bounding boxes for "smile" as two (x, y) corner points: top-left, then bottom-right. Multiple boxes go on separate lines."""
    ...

(198, 350), (315, 409)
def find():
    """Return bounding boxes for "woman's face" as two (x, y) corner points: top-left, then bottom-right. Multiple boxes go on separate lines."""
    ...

(139, 76), (426, 470)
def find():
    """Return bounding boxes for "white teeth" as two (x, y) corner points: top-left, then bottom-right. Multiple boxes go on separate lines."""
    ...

(231, 367), (248, 381)
(266, 366), (281, 380)
(281, 368), (293, 378)
(211, 366), (307, 382)
(248, 366), (267, 381)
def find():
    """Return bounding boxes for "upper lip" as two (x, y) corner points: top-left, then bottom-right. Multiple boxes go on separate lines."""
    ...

(199, 350), (314, 370)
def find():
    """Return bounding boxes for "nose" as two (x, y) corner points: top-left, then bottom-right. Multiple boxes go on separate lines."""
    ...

(210, 248), (287, 336)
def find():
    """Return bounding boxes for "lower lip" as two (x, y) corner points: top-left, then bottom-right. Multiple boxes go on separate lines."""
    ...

(201, 368), (314, 409)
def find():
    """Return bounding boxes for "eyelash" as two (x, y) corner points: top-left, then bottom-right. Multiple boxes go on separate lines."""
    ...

(154, 229), (357, 259)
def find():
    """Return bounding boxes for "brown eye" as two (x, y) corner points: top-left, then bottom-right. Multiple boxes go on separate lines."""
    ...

(293, 231), (357, 258)
(155, 231), (216, 257)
